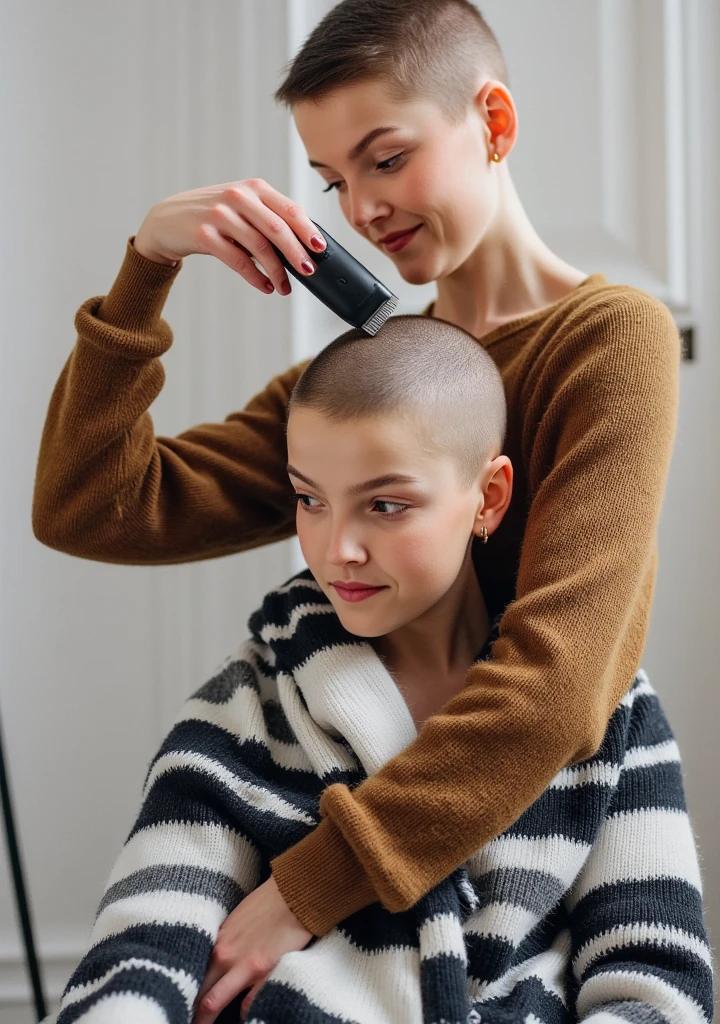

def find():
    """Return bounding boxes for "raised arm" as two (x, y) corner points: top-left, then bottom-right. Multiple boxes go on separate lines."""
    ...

(566, 680), (713, 1023)
(32, 236), (309, 564)
(269, 291), (684, 936)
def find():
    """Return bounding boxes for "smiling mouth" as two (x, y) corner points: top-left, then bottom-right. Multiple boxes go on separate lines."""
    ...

(331, 582), (389, 603)
(378, 225), (422, 251)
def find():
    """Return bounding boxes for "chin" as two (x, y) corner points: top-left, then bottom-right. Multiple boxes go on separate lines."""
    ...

(395, 258), (438, 286)
(331, 607), (387, 639)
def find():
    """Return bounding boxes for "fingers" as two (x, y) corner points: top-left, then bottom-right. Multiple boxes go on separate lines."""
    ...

(192, 967), (251, 1024)
(215, 181), (326, 293)
(199, 224), (278, 294)
(249, 178), (326, 261)
(240, 972), (270, 1021)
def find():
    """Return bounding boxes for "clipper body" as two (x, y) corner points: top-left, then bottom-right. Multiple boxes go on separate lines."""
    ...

(271, 222), (398, 335)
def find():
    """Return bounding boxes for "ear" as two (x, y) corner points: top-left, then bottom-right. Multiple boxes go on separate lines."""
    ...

(472, 456), (513, 539)
(474, 80), (518, 162)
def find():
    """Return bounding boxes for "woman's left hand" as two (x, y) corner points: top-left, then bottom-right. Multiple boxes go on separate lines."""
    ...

(192, 874), (314, 1024)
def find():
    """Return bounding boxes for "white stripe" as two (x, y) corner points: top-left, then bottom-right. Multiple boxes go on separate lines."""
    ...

(549, 760), (620, 790)
(576, 968), (709, 1024)
(466, 834), (591, 892)
(104, 821), (260, 892)
(295, 644), (417, 776)
(463, 901), (541, 947)
(62, 959), (196, 1016)
(566, 809), (702, 908)
(418, 912), (467, 963)
(90, 890), (223, 947)
(178, 696), (314, 774)
(143, 750), (317, 825)
(276, 672), (361, 776)
(273, 576), (322, 596)
(620, 673), (654, 707)
(573, 921), (713, 979)
(259, 601), (335, 642)
(265, 927), (423, 1024)
(469, 928), (570, 1005)
(623, 738), (681, 771)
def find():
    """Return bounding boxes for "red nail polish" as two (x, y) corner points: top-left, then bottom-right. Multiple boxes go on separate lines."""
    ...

(301, 259), (315, 274)
(264, 280), (274, 293)
(280, 279), (291, 296)
(310, 235), (326, 251)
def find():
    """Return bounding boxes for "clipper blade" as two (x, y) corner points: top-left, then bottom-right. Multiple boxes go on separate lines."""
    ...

(362, 294), (399, 335)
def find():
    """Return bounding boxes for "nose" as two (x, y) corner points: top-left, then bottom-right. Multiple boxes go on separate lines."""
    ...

(325, 516), (368, 567)
(346, 186), (392, 232)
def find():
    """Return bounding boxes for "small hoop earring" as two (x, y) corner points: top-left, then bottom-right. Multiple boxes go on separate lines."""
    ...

(479, 525), (489, 543)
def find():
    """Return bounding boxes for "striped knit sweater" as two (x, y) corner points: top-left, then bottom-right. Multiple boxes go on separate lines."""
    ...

(54, 570), (713, 1024)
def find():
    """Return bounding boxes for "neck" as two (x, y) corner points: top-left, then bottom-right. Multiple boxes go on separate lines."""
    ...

(371, 551), (490, 680)
(433, 169), (587, 339)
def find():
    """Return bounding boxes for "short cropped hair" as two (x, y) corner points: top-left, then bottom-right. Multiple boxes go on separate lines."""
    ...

(288, 315), (506, 489)
(275, 0), (507, 123)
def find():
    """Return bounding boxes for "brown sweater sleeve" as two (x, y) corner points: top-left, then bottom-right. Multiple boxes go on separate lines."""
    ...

(269, 291), (680, 936)
(32, 237), (309, 564)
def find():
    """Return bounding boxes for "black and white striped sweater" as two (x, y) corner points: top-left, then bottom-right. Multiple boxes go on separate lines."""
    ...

(54, 570), (713, 1024)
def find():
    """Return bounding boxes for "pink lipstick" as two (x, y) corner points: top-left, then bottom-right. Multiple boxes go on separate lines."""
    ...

(331, 581), (388, 603)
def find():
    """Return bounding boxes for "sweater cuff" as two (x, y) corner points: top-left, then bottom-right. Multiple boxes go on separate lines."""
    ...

(270, 815), (378, 937)
(96, 236), (183, 335)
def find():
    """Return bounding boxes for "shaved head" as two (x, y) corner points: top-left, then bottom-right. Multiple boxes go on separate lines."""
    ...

(288, 314), (506, 489)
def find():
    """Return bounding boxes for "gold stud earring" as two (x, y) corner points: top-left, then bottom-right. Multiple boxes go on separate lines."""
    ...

(492, 150), (501, 163)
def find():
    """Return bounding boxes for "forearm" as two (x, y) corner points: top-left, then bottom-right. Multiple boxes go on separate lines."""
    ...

(32, 236), (305, 564)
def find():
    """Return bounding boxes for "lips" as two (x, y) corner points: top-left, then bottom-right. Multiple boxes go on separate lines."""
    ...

(331, 580), (388, 603)
(377, 224), (422, 252)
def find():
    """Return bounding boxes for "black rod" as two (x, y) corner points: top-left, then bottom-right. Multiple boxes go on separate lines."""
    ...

(0, 706), (47, 1020)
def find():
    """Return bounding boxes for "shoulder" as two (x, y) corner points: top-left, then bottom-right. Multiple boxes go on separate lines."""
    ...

(552, 279), (680, 361)
(524, 280), (681, 405)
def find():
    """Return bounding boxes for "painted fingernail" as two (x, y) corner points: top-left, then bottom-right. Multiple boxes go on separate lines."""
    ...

(310, 234), (326, 251)
(279, 279), (291, 295)
(263, 280), (274, 293)
(301, 259), (315, 274)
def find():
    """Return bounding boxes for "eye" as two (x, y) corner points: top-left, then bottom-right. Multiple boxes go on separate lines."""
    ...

(321, 152), (406, 193)
(373, 500), (411, 517)
(289, 492), (323, 512)
(376, 151), (406, 171)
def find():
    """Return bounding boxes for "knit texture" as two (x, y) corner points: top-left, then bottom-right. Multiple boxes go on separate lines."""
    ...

(32, 236), (681, 934)
(53, 571), (712, 1024)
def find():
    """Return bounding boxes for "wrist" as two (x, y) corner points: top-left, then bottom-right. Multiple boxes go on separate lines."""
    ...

(132, 229), (178, 267)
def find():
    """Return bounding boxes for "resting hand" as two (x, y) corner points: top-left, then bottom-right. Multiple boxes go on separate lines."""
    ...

(192, 874), (313, 1024)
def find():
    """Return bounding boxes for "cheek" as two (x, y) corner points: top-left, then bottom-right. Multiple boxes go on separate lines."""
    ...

(389, 514), (467, 585)
(295, 510), (321, 565)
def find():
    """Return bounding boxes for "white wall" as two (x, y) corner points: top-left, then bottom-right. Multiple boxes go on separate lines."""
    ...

(1, 0), (717, 1018)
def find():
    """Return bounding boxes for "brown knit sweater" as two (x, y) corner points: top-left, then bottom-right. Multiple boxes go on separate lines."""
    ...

(32, 236), (680, 937)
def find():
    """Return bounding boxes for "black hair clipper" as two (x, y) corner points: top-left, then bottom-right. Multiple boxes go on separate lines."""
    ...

(271, 222), (398, 335)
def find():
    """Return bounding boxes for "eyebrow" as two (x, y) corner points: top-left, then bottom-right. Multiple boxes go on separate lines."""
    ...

(308, 126), (401, 170)
(287, 465), (422, 497)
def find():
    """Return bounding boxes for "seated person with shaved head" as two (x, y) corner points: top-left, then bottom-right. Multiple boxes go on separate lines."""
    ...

(52, 316), (711, 1024)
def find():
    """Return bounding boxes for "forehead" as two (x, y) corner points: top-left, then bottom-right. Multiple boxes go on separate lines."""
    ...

(287, 407), (452, 481)
(292, 80), (442, 162)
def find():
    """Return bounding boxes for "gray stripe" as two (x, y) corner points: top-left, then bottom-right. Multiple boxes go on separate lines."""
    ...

(191, 658), (258, 704)
(599, 1001), (672, 1024)
(96, 864), (244, 918)
(468, 866), (566, 917)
